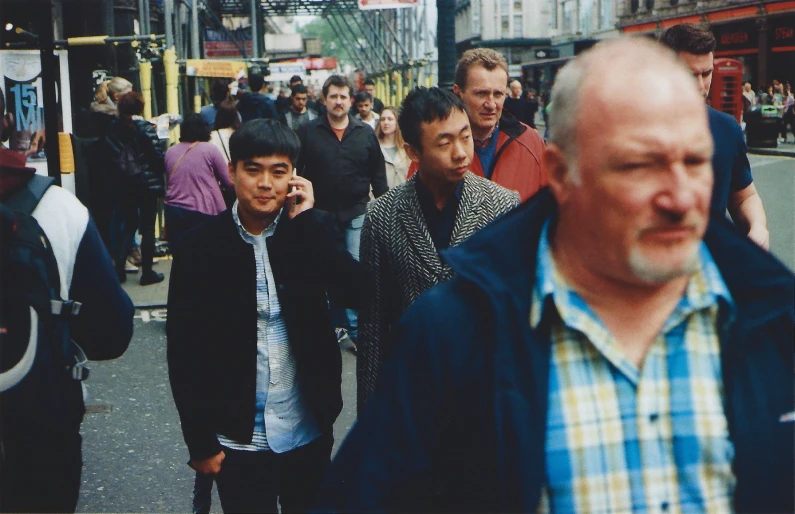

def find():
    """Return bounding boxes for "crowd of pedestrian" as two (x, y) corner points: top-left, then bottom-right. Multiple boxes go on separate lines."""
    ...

(1, 22), (792, 514)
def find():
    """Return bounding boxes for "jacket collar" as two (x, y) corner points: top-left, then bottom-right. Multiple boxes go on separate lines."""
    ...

(316, 113), (365, 136)
(442, 187), (794, 341)
(497, 111), (528, 139)
(394, 172), (489, 278)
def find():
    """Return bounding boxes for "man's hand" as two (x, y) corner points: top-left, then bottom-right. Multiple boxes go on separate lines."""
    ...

(287, 175), (315, 219)
(191, 451), (225, 476)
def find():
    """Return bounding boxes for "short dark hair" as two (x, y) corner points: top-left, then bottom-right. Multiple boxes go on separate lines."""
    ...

(660, 23), (716, 55)
(291, 84), (308, 96)
(117, 91), (145, 117)
(289, 75), (303, 85)
(211, 79), (231, 105)
(363, 79), (375, 87)
(248, 73), (265, 93)
(180, 113), (212, 143)
(213, 99), (242, 131)
(354, 91), (372, 105)
(322, 75), (352, 98)
(398, 86), (467, 150)
(229, 119), (300, 166)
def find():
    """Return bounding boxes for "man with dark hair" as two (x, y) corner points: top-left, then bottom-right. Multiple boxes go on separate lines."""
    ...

(452, 48), (548, 201)
(660, 23), (769, 249)
(296, 75), (388, 348)
(353, 90), (379, 129)
(236, 73), (278, 122)
(318, 38), (794, 514)
(356, 86), (520, 412)
(167, 118), (367, 513)
(362, 78), (384, 115)
(200, 78), (232, 127)
(280, 84), (318, 132)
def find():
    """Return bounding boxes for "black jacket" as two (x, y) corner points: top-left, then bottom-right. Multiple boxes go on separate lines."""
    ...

(166, 208), (368, 461)
(237, 91), (278, 122)
(297, 114), (388, 223)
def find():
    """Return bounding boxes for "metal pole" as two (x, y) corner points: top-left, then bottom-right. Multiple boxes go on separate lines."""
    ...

(437, 0), (456, 90)
(175, 2), (184, 59)
(377, 9), (410, 63)
(333, 14), (379, 72)
(164, 0), (174, 49)
(139, 0), (146, 35)
(37, 0), (61, 183)
(250, 0), (259, 58)
(327, 15), (369, 73)
(350, 12), (391, 70)
(190, 0), (200, 59)
(144, 0), (151, 35)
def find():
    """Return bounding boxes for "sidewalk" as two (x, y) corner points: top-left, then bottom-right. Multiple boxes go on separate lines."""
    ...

(121, 257), (171, 309)
(533, 118), (794, 157)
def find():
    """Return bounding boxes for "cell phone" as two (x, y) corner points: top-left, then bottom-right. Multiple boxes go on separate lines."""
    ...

(291, 168), (302, 208)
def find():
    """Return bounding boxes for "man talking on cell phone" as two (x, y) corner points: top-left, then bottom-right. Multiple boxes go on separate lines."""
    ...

(166, 119), (368, 513)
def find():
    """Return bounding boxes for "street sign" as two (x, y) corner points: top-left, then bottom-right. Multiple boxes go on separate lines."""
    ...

(358, 0), (419, 9)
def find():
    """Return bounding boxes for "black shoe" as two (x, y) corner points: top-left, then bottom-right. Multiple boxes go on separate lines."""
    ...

(117, 270), (127, 284)
(139, 270), (165, 286)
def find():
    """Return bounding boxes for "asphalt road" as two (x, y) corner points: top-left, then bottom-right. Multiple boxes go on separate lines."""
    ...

(77, 314), (358, 513)
(77, 154), (792, 513)
(747, 154), (795, 271)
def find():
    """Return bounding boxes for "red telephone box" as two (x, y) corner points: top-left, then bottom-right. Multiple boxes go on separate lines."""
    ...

(710, 58), (743, 124)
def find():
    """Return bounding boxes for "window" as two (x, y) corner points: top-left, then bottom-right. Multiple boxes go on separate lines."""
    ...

(579, 0), (592, 35)
(514, 0), (523, 10)
(501, 0), (510, 13)
(502, 15), (510, 33)
(511, 50), (523, 65)
(600, 0), (612, 30)
(562, 0), (575, 34)
(630, 0), (639, 13)
(551, 0), (558, 28)
(514, 14), (523, 37)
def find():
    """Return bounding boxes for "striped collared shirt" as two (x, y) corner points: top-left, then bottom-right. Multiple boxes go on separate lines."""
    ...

(217, 202), (320, 453)
(532, 220), (737, 513)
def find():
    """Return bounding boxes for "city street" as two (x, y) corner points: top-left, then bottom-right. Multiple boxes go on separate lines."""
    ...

(76, 155), (793, 513)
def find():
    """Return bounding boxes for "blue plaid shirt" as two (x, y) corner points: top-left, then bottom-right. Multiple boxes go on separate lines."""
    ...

(532, 220), (737, 513)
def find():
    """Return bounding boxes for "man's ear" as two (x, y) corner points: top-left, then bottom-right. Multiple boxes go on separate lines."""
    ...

(543, 144), (575, 204)
(452, 84), (462, 97)
(228, 161), (236, 185)
(404, 142), (421, 164)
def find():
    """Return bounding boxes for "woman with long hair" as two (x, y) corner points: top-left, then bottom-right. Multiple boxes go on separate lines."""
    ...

(375, 106), (410, 189)
(164, 113), (233, 255)
(210, 99), (241, 164)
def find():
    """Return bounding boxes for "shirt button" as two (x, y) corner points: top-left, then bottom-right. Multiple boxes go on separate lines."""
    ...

(661, 501), (669, 511)
(649, 413), (659, 423)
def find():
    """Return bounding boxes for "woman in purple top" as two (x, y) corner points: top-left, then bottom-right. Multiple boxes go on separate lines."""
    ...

(164, 114), (234, 255)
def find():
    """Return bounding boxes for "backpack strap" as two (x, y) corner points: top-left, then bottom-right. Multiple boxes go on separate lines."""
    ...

(3, 175), (55, 215)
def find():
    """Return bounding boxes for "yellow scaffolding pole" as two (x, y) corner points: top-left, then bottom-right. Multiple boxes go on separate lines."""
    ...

(139, 60), (153, 120)
(163, 47), (180, 143)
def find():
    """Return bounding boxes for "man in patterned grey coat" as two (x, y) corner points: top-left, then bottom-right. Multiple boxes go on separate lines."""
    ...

(357, 87), (520, 413)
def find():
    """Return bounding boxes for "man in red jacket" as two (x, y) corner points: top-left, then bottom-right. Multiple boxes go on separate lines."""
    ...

(454, 48), (547, 201)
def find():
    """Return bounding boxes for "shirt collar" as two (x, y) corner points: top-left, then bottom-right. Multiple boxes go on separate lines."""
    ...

(473, 125), (500, 148)
(232, 199), (281, 245)
(414, 175), (464, 211)
(530, 219), (735, 330)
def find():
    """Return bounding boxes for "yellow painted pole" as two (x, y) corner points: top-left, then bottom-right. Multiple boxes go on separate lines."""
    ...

(163, 47), (180, 143)
(139, 60), (153, 120)
(58, 133), (74, 174)
(396, 71), (404, 106)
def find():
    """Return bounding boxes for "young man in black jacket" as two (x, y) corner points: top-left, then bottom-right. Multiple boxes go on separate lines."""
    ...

(167, 119), (367, 513)
(296, 75), (388, 346)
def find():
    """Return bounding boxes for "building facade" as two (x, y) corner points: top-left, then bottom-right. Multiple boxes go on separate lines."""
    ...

(619, 0), (795, 89)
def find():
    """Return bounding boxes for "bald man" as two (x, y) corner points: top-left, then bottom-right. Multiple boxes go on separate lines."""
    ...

(317, 38), (794, 513)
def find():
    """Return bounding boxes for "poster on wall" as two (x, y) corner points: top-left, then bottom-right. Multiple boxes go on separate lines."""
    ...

(0, 50), (72, 175)
(358, 0), (419, 10)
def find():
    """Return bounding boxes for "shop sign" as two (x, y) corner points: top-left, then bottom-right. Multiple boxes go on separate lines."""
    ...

(714, 21), (758, 51)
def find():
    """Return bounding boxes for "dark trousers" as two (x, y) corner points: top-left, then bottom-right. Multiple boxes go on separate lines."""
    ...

(0, 433), (83, 513)
(116, 193), (158, 273)
(214, 433), (333, 514)
(164, 204), (215, 259)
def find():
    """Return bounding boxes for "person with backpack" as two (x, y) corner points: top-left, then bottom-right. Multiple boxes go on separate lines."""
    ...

(105, 91), (166, 285)
(0, 146), (134, 512)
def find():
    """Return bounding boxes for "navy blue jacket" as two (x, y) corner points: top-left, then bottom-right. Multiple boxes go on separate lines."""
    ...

(320, 188), (794, 513)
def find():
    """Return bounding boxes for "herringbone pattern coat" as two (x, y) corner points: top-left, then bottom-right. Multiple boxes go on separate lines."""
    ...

(357, 172), (521, 412)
